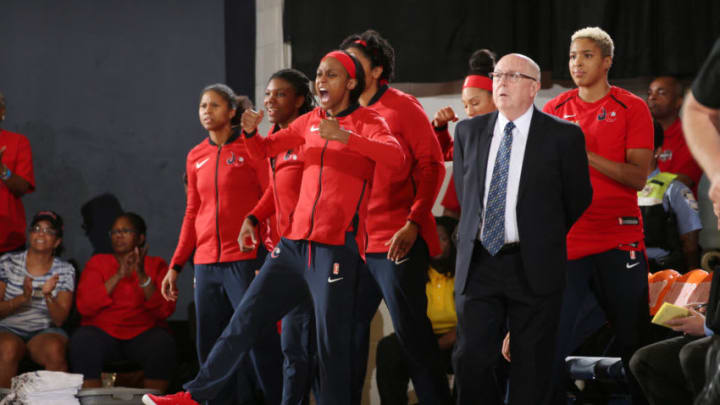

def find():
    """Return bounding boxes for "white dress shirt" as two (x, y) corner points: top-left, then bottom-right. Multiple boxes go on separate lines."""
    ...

(481, 105), (534, 244)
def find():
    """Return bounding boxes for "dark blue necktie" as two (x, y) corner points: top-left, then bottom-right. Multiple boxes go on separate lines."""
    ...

(482, 121), (515, 255)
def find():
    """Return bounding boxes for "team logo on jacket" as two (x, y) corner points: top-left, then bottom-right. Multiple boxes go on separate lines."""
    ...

(271, 247), (281, 258)
(226, 152), (245, 167)
(597, 107), (617, 123)
(284, 150), (298, 161)
(597, 107), (606, 121)
(658, 149), (672, 162)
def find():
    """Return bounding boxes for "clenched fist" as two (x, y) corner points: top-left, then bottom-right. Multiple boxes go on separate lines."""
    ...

(241, 109), (265, 134)
(318, 117), (349, 144)
(432, 106), (459, 128)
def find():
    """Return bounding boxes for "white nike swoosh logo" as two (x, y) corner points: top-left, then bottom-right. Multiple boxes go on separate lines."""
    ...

(195, 158), (210, 169)
(327, 276), (344, 283)
(394, 257), (410, 265)
(310, 126), (320, 132)
(563, 114), (576, 119)
(626, 262), (640, 269)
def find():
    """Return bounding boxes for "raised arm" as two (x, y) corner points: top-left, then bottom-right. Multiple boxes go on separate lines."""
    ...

(241, 109), (307, 159)
(0, 140), (34, 198)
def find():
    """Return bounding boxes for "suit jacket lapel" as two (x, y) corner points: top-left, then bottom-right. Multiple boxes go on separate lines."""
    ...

(477, 111), (498, 213)
(518, 107), (543, 202)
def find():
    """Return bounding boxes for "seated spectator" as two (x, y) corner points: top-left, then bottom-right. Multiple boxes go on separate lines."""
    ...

(375, 216), (458, 404)
(639, 121), (702, 272)
(0, 91), (36, 255)
(0, 210), (74, 388)
(629, 285), (715, 405)
(70, 212), (176, 392)
(647, 76), (703, 191)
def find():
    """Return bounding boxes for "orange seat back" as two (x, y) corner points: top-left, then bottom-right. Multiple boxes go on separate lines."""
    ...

(687, 271), (714, 307)
(648, 269), (681, 315)
(663, 269), (709, 308)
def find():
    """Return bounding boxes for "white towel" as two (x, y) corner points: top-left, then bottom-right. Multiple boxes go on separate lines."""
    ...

(0, 371), (83, 405)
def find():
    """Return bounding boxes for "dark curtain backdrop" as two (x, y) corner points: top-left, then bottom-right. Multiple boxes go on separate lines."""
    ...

(284, 0), (720, 83)
(225, 0), (256, 103)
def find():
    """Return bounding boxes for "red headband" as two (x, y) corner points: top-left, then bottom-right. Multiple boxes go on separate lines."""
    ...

(322, 51), (356, 79)
(37, 210), (57, 220)
(463, 75), (493, 92)
(354, 39), (367, 47)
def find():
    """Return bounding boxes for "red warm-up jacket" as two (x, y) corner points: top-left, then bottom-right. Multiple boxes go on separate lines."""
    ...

(249, 125), (305, 248)
(243, 105), (404, 259)
(434, 124), (461, 213)
(364, 86), (445, 256)
(170, 131), (269, 270)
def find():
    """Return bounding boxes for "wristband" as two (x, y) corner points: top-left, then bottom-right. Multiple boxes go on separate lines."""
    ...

(139, 276), (152, 288)
(0, 167), (11, 181)
(247, 214), (259, 227)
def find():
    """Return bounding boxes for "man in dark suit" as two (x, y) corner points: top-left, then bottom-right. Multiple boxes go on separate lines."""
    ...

(452, 53), (592, 405)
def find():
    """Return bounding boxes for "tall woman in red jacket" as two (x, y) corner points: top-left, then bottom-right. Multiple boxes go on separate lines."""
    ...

(161, 84), (282, 405)
(339, 30), (450, 405)
(71, 212), (175, 391)
(145, 51), (404, 405)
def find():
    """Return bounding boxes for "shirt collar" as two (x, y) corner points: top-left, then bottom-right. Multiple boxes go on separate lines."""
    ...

(207, 128), (241, 146)
(367, 84), (389, 106)
(497, 104), (534, 137)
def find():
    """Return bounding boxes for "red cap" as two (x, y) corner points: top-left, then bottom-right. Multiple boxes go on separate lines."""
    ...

(322, 51), (356, 79)
(462, 75), (493, 92)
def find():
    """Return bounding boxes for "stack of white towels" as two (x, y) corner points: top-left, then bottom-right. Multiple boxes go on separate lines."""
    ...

(0, 371), (83, 405)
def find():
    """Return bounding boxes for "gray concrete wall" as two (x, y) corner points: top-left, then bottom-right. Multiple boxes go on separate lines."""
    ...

(0, 0), (228, 319)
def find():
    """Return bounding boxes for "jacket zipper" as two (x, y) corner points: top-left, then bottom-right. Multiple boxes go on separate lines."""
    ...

(270, 156), (283, 234)
(305, 140), (328, 238)
(354, 180), (368, 251)
(215, 146), (222, 262)
(352, 180), (368, 231)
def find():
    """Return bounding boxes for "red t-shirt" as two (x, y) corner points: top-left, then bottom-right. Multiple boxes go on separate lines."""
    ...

(76, 254), (176, 339)
(0, 130), (35, 252)
(543, 86), (654, 260)
(657, 118), (703, 191)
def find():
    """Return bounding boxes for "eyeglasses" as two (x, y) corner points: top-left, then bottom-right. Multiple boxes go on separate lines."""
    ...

(109, 228), (137, 237)
(30, 226), (58, 236)
(489, 71), (538, 83)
